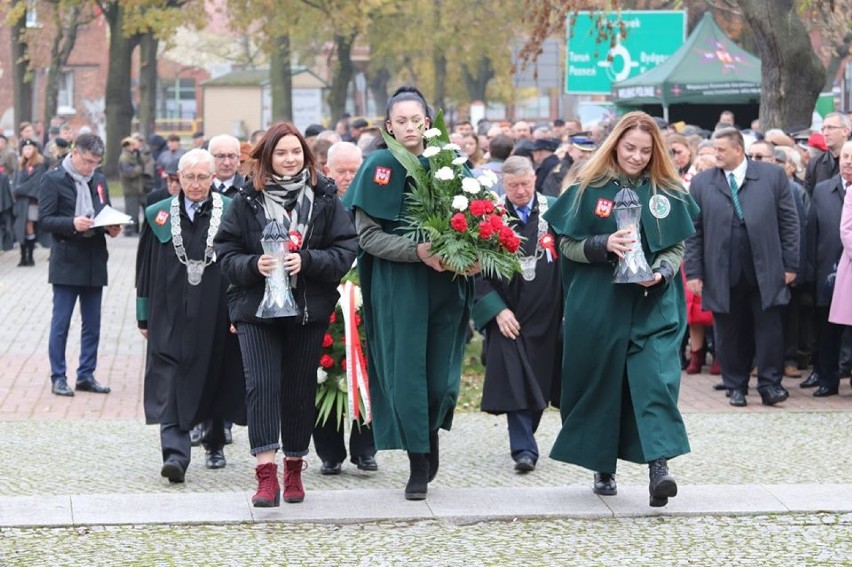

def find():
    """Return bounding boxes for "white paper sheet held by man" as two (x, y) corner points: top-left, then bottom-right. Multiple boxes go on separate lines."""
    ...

(91, 204), (134, 227)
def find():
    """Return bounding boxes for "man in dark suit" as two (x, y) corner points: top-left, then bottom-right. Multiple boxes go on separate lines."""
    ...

(208, 134), (245, 198)
(38, 133), (122, 396)
(805, 140), (852, 397)
(685, 127), (800, 407)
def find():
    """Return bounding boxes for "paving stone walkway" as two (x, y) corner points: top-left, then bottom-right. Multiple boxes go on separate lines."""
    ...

(1, 207), (851, 564)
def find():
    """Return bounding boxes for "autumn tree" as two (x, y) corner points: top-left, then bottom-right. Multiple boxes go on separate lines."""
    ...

(41, 2), (96, 128)
(97, 0), (200, 175)
(519, 0), (843, 130)
(228, 0), (314, 122)
(6, 0), (34, 129)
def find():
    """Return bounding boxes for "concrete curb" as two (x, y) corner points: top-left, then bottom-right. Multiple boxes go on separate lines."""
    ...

(2, 484), (851, 528)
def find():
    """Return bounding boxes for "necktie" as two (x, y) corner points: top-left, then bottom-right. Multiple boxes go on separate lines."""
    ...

(517, 205), (530, 223)
(218, 183), (227, 193)
(728, 173), (744, 220)
(190, 201), (201, 221)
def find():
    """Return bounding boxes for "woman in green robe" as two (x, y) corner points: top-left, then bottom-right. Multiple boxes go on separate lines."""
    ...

(542, 111), (698, 507)
(342, 87), (472, 501)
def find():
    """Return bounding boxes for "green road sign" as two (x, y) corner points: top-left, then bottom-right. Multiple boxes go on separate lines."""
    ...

(566, 10), (686, 95)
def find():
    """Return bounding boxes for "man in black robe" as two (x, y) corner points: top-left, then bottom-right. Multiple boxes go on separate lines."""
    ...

(136, 148), (246, 483)
(472, 156), (562, 473)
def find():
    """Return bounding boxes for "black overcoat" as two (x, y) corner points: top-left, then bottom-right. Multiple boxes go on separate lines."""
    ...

(807, 175), (846, 306)
(12, 163), (46, 243)
(804, 150), (837, 195)
(684, 161), (800, 313)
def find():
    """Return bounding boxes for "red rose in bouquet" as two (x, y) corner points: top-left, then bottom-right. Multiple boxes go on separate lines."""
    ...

(498, 226), (521, 253)
(469, 199), (494, 217)
(319, 354), (335, 369)
(450, 213), (468, 232)
(322, 333), (333, 348)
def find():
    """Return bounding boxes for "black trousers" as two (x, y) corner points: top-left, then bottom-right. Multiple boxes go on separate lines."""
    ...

(714, 283), (784, 392)
(238, 320), (327, 458)
(815, 306), (845, 390)
(783, 286), (809, 367)
(312, 417), (376, 463)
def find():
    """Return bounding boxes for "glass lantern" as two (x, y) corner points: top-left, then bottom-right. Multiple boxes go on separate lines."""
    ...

(256, 220), (300, 318)
(612, 186), (653, 284)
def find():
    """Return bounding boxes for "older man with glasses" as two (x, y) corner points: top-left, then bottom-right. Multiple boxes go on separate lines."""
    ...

(136, 148), (246, 482)
(805, 113), (851, 196)
(208, 134), (245, 198)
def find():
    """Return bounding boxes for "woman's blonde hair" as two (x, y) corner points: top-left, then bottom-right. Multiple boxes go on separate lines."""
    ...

(562, 111), (685, 197)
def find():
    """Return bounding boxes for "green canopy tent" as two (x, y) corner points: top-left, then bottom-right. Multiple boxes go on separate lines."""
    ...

(612, 13), (761, 126)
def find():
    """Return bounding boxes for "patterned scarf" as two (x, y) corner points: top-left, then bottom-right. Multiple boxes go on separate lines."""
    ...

(262, 169), (314, 233)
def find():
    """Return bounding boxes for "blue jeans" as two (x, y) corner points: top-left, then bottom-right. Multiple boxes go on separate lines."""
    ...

(49, 285), (103, 383)
(507, 409), (544, 462)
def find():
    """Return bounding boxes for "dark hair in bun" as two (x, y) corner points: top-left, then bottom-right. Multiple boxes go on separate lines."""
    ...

(384, 86), (434, 125)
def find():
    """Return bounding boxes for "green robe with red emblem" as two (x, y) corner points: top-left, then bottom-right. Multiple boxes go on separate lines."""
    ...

(342, 149), (472, 453)
(542, 177), (698, 473)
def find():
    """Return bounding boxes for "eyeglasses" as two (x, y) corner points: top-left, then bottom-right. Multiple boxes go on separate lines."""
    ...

(180, 173), (212, 184)
(212, 153), (239, 161)
(746, 154), (771, 161)
(822, 125), (845, 131)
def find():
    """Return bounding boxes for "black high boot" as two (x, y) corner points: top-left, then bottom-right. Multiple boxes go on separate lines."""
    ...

(24, 239), (35, 266)
(405, 452), (429, 500)
(17, 243), (26, 266)
(428, 429), (439, 482)
(648, 457), (677, 507)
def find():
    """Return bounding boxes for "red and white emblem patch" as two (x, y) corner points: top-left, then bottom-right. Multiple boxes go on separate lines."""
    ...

(373, 166), (392, 186)
(595, 198), (614, 218)
(154, 210), (169, 226)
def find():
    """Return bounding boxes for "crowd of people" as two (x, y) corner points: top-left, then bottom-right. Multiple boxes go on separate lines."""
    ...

(11, 96), (852, 512)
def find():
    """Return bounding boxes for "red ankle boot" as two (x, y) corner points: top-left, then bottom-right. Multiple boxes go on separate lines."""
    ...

(252, 462), (280, 507)
(685, 349), (704, 375)
(283, 458), (307, 503)
(709, 356), (721, 375)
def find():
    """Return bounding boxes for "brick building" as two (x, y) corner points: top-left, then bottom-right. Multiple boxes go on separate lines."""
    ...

(0, 5), (208, 141)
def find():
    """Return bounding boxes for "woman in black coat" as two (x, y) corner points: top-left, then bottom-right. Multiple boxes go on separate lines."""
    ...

(12, 139), (47, 266)
(214, 122), (357, 508)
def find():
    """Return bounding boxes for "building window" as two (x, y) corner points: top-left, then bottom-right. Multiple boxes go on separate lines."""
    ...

(57, 71), (74, 108)
(25, 0), (39, 27)
(162, 78), (197, 119)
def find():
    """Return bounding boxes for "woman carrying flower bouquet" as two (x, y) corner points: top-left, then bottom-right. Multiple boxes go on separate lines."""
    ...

(215, 122), (357, 507)
(341, 87), (474, 500)
(543, 111), (698, 507)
